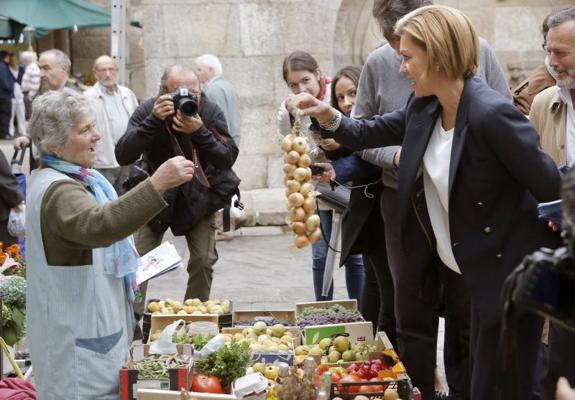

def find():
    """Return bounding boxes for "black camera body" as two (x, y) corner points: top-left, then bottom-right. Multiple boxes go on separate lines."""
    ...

(170, 87), (199, 117)
(512, 246), (575, 331)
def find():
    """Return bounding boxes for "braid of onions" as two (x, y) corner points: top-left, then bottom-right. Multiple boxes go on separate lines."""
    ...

(281, 111), (322, 248)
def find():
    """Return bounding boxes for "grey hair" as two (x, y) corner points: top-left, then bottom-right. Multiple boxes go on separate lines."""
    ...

(92, 54), (116, 70)
(373, 0), (433, 38)
(158, 64), (197, 95)
(548, 6), (575, 30)
(28, 89), (92, 156)
(20, 51), (37, 64)
(40, 49), (71, 71)
(194, 54), (223, 76)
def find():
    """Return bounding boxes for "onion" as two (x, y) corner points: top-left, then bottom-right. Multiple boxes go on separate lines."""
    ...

(283, 163), (296, 177)
(304, 167), (312, 182)
(294, 235), (310, 248)
(281, 136), (293, 152)
(302, 196), (316, 213)
(283, 176), (291, 185)
(300, 182), (315, 196)
(305, 214), (321, 231)
(293, 167), (308, 182)
(290, 207), (306, 222)
(286, 179), (301, 194)
(288, 192), (305, 207)
(309, 228), (322, 244)
(292, 137), (307, 153)
(297, 154), (311, 168)
(291, 222), (307, 235)
(285, 151), (300, 165)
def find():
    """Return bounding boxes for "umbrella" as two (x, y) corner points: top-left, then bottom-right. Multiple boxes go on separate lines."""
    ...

(0, 0), (111, 39)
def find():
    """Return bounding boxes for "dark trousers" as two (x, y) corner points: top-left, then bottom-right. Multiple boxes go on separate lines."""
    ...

(0, 99), (11, 138)
(381, 187), (471, 400)
(359, 210), (397, 348)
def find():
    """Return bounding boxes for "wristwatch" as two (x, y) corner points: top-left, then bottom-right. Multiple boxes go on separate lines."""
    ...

(320, 110), (342, 132)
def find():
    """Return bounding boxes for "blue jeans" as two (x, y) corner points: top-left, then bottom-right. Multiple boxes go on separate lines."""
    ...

(312, 209), (365, 303)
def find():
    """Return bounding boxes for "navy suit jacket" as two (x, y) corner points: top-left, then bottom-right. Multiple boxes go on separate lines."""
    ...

(327, 77), (562, 324)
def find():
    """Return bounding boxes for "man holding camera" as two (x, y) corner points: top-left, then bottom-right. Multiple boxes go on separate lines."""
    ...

(115, 65), (239, 307)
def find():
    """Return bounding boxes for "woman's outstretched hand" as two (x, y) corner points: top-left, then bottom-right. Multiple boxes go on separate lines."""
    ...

(285, 93), (337, 126)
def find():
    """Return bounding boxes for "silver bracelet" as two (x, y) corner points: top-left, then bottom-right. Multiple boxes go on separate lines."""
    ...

(320, 110), (342, 132)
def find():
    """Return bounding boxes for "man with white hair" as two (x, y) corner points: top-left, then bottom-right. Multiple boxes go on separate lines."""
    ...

(84, 55), (138, 191)
(194, 54), (241, 146)
(20, 51), (41, 118)
(14, 49), (82, 161)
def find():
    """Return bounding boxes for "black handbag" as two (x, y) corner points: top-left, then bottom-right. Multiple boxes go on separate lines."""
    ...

(316, 182), (351, 213)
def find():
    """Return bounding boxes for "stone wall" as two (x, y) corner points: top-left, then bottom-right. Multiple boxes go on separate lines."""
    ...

(73, 0), (573, 190)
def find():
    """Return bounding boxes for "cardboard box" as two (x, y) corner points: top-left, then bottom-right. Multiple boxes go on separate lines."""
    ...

(232, 310), (297, 327)
(120, 344), (193, 400)
(295, 299), (358, 318)
(221, 327), (301, 365)
(303, 321), (374, 346)
(148, 314), (219, 343)
(136, 389), (237, 400)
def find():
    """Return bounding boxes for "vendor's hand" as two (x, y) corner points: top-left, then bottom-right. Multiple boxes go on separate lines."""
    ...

(152, 95), (175, 120)
(150, 156), (195, 193)
(12, 202), (25, 213)
(320, 138), (341, 151)
(549, 221), (560, 231)
(285, 93), (337, 125)
(556, 377), (575, 400)
(13, 136), (30, 150)
(171, 110), (203, 134)
(312, 162), (335, 184)
(393, 147), (402, 168)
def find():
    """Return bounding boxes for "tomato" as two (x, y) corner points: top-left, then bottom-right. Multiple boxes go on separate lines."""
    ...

(331, 372), (342, 383)
(191, 374), (224, 394)
(338, 374), (362, 394)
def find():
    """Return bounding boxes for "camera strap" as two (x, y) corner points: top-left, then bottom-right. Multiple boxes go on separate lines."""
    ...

(165, 121), (211, 188)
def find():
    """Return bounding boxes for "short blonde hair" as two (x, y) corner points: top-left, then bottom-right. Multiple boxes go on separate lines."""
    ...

(395, 5), (479, 80)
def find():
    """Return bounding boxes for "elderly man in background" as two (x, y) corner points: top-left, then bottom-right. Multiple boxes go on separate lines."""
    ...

(14, 49), (81, 164)
(84, 55), (138, 192)
(20, 51), (41, 119)
(529, 7), (575, 400)
(194, 54), (241, 146)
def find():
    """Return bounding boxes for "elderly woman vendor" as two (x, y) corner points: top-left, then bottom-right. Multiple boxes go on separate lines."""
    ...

(26, 89), (195, 399)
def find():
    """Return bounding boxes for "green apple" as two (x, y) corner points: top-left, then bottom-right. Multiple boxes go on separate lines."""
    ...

(271, 324), (286, 338)
(318, 338), (332, 350)
(295, 345), (309, 356)
(252, 362), (266, 374)
(253, 321), (268, 336)
(327, 350), (341, 363)
(308, 346), (323, 356)
(342, 350), (356, 362)
(264, 365), (279, 380)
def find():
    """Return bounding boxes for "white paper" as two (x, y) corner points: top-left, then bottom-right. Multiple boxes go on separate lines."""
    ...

(136, 241), (183, 285)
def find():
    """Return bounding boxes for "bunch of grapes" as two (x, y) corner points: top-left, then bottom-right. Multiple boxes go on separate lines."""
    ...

(297, 305), (364, 328)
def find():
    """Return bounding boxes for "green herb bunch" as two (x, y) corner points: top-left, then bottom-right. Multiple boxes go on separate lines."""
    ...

(194, 342), (251, 387)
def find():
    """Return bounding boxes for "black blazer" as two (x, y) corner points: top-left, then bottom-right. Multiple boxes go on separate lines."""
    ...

(327, 77), (561, 324)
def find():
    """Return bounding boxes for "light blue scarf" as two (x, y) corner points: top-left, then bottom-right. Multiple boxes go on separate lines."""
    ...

(42, 154), (142, 302)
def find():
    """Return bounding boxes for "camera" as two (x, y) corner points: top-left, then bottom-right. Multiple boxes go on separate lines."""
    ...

(511, 247), (575, 331)
(170, 87), (199, 116)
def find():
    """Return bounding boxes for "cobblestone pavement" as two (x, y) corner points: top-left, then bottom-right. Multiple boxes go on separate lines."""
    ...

(147, 227), (350, 310)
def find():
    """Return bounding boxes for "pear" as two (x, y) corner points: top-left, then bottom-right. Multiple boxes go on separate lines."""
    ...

(253, 321), (268, 336)
(333, 336), (350, 353)
(328, 350), (341, 363)
(270, 324), (286, 338)
(318, 338), (332, 350)
(294, 345), (309, 356)
(252, 362), (266, 374)
(342, 350), (356, 362)
(264, 365), (279, 380)
(308, 346), (323, 356)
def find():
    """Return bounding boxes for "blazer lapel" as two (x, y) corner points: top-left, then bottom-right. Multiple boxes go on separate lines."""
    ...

(398, 98), (441, 221)
(448, 79), (473, 194)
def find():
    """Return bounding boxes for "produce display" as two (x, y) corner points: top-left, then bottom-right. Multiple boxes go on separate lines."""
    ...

(235, 316), (293, 327)
(148, 324), (213, 350)
(132, 354), (190, 379)
(147, 298), (231, 315)
(194, 341), (251, 387)
(295, 336), (375, 363)
(281, 111), (322, 248)
(223, 322), (296, 353)
(297, 304), (364, 328)
(0, 244), (27, 347)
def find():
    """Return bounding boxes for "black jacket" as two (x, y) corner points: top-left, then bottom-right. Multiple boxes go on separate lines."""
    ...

(116, 95), (238, 170)
(115, 95), (239, 228)
(325, 77), (561, 324)
(0, 151), (23, 221)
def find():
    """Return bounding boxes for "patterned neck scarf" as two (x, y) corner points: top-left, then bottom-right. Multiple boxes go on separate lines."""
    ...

(41, 154), (141, 302)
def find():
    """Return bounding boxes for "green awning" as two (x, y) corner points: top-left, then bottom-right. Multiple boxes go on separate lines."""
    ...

(0, 0), (111, 39)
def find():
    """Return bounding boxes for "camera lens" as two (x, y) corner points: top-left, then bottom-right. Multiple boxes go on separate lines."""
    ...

(178, 98), (198, 117)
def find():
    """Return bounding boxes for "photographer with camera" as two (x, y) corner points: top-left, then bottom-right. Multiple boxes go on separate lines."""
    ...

(115, 65), (239, 311)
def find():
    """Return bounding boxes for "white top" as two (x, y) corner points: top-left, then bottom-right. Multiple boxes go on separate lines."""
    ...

(559, 88), (575, 166)
(423, 116), (461, 274)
